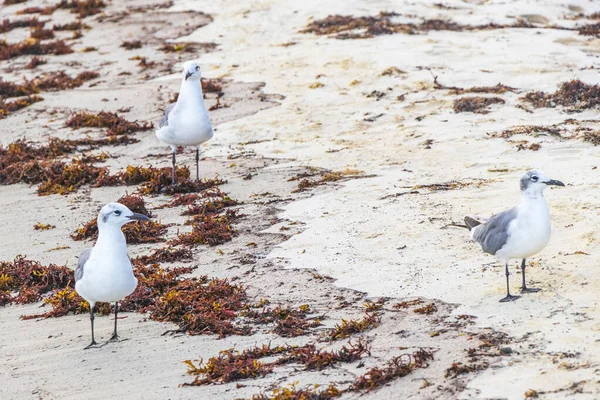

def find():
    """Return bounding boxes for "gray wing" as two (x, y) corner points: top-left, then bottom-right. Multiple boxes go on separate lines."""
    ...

(159, 103), (176, 128)
(472, 207), (517, 255)
(75, 248), (92, 282)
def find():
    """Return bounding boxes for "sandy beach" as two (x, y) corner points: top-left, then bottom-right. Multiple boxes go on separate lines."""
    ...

(1, 0), (600, 399)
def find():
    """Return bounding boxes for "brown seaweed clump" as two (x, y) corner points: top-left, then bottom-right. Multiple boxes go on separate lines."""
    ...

(53, 21), (90, 31)
(65, 111), (153, 135)
(326, 312), (381, 341)
(0, 39), (73, 61)
(521, 79), (600, 112)
(0, 95), (43, 118)
(243, 305), (323, 337)
(185, 339), (369, 386)
(301, 13), (532, 39)
(29, 26), (54, 40)
(24, 55), (46, 69)
(170, 210), (239, 247)
(121, 40), (142, 50)
(0, 17), (44, 34)
(453, 96), (505, 113)
(4, 0), (28, 5)
(0, 256), (72, 306)
(0, 71), (98, 100)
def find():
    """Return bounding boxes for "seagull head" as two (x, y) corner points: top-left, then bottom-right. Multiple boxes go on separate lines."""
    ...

(97, 202), (150, 229)
(182, 60), (201, 81)
(520, 170), (565, 196)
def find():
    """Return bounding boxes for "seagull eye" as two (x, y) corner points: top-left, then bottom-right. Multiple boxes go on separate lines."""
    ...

(114, 210), (122, 216)
(195, 66), (199, 71)
(531, 175), (538, 182)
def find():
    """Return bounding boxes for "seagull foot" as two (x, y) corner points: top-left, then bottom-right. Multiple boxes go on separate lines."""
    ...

(499, 294), (520, 303)
(106, 335), (128, 344)
(521, 287), (541, 294)
(84, 340), (99, 350)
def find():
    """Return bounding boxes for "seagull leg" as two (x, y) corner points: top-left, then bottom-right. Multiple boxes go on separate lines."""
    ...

(195, 146), (200, 181)
(171, 150), (176, 185)
(84, 303), (98, 349)
(520, 259), (541, 293)
(109, 302), (119, 341)
(499, 262), (520, 303)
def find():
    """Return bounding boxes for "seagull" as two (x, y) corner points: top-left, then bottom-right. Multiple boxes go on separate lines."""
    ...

(464, 170), (564, 303)
(156, 60), (214, 185)
(75, 203), (149, 348)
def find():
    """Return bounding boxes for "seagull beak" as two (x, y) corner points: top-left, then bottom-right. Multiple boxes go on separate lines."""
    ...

(545, 179), (565, 187)
(185, 71), (192, 80)
(127, 213), (150, 221)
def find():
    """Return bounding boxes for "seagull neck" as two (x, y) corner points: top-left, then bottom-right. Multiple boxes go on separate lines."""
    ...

(96, 225), (127, 249)
(520, 189), (546, 204)
(179, 79), (204, 103)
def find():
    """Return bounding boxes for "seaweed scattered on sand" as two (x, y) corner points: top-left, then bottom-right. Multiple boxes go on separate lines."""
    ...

(521, 79), (600, 112)
(251, 383), (343, 400)
(121, 40), (142, 50)
(0, 95), (42, 118)
(325, 312), (381, 341)
(453, 96), (505, 113)
(184, 339), (369, 386)
(289, 168), (365, 193)
(0, 39), (73, 61)
(66, 111), (152, 135)
(445, 361), (489, 378)
(29, 26), (54, 40)
(133, 246), (193, 265)
(0, 17), (43, 34)
(160, 42), (217, 53)
(53, 21), (90, 31)
(301, 13), (533, 39)
(4, 0), (28, 5)
(0, 71), (98, 99)
(170, 210), (239, 247)
(33, 222), (55, 230)
(243, 304), (323, 337)
(24, 55), (46, 69)
(351, 349), (434, 392)
(0, 256), (72, 306)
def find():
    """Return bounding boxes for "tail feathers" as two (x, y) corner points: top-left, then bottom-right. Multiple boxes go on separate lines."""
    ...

(464, 216), (481, 231)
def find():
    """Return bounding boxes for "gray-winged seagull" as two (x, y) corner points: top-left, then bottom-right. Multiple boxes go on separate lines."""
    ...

(464, 170), (564, 303)
(75, 203), (149, 348)
(156, 60), (214, 184)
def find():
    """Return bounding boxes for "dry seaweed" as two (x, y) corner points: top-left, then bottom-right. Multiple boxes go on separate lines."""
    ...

(4, 0), (28, 5)
(121, 40), (142, 50)
(301, 13), (533, 39)
(521, 79), (600, 112)
(351, 349), (434, 391)
(29, 26), (54, 40)
(0, 17), (43, 34)
(290, 168), (364, 193)
(0, 95), (42, 118)
(33, 222), (55, 230)
(170, 210), (239, 247)
(325, 312), (380, 341)
(244, 305), (322, 337)
(252, 383), (342, 400)
(453, 96), (505, 113)
(65, 110), (152, 135)
(0, 71), (98, 99)
(133, 246), (193, 265)
(0, 39), (73, 61)
(185, 339), (369, 386)
(55, 0), (107, 18)
(52, 21), (89, 31)
(0, 256), (72, 306)
(24, 55), (46, 69)
(444, 361), (489, 378)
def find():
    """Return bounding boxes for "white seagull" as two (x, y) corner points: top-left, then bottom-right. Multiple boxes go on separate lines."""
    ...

(156, 60), (214, 184)
(75, 203), (149, 348)
(464, 170), (564, 303)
